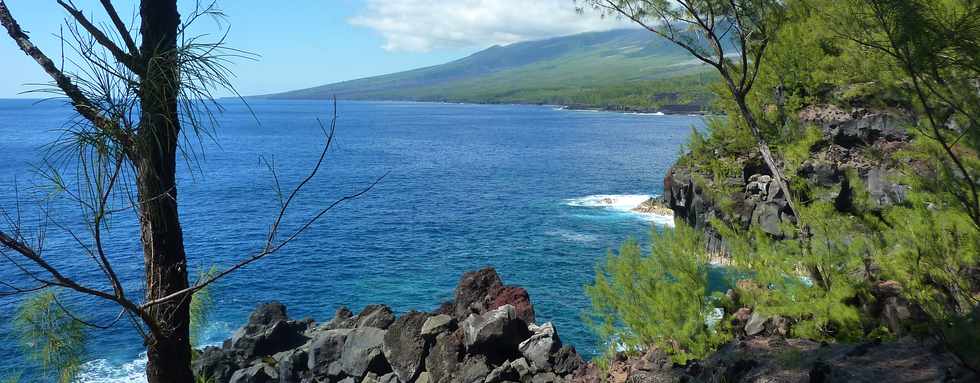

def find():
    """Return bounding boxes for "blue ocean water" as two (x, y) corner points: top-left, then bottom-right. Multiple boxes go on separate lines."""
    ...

(0, 99), (702, 382)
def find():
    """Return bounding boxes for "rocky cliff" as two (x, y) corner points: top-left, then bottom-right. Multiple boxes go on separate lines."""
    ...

(664, 105), (913, 250)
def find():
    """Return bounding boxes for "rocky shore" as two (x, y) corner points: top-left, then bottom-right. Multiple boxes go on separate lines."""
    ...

(196, 267), (976, 383)
(194, 268), (583, 383)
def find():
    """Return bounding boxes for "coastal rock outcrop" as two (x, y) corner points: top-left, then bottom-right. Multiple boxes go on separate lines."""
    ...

(194, 268), (582, 383)
(663, 105), (913, 251)
(572, 336), (976, 383)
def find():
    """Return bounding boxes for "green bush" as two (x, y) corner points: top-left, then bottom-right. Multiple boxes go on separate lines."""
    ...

(586, 224), (730, 364)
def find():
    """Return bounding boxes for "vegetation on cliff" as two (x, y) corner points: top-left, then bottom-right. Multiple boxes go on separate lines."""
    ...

(586, 0), (980, 375)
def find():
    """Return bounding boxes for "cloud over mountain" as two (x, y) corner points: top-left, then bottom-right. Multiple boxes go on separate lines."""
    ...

(349, 0), (631, 52)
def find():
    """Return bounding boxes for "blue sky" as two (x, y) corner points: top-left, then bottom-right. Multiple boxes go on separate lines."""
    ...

(0, 0), (628, 98)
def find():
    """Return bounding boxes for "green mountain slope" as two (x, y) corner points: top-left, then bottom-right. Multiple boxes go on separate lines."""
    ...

(264, 29), (718, 112)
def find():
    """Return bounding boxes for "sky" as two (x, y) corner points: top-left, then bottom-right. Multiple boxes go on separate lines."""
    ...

(0, 0), (630, 98)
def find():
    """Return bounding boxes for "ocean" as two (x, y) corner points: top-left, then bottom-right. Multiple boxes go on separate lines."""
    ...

(0, 99), (702, 382)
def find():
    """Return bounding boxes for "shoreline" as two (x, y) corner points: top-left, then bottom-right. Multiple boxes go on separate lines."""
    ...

(245, 96), (712, 116)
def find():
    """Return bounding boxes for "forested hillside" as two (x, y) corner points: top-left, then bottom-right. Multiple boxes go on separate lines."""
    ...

(265, 29), (718, 112)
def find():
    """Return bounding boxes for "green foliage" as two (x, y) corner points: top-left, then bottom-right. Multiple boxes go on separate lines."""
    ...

(717, 202), (869, 341)
(587, 225), (731, 364)
(189, 266), (219, 346)
(14, 291), (87, 383)
(876, 197), (979, 320)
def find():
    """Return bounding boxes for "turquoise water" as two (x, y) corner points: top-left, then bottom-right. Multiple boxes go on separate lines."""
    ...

(0, 99), (703, 381)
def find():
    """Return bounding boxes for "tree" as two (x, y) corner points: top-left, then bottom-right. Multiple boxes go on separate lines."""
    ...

(830, 0), (980, 228)
(0, 2), (380, 382)
(586, 225), (730, 364)
(584, 0), (801, 228)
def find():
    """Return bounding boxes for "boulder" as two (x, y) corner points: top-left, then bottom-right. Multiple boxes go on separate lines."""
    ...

(461, 305), (531, 360)
(751, 202), (783, 237)
(308, 329), (351, 378)
(357, 304), (397, 329)
(458, 355), (492, 383)
(518, 322), (561, 372)
(383, 311), (431, 382)
(273, 348), (308, 383)
(339, 327), (391, 379)
(229, 362), (278, 383)
(551, 345), (583, 376)
(323, 306), (358, 330)
(378, 372), (400, 383)
(744, 312), (768, 336)
(193, 346), (239, 383)
(248, 301), (288, 326)
(490, 286), (536, 324)
(426, 330), (465, 383)
(485, 362), (520, 383)
(530, 372), (559, 383)
(416, 372), (432, 383)
(421, 314), (456, 338)
(227, 302), (311, 362)
(511, 358), (532, 380)
(454, 267), (504, 320)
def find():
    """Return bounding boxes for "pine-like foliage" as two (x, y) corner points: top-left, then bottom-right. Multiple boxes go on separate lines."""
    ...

(13, 291), (87, 383)
(586, 224), (730, 364)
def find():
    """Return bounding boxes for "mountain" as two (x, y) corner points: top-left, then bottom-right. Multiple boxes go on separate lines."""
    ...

(263, 29), (718, 112)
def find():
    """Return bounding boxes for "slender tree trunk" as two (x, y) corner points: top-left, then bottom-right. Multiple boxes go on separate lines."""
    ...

(732, 93), (802, 226)
(135, 2), (194, 383)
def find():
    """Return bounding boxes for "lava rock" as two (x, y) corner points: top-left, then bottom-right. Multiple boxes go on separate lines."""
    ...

(458, 355), (492, 383)
(745, 312), (768, 336)
(193, 346), (239, 383)
(383, 311), (431, 382)
(357, 304), (397, 329)
(485, 362), (520, 383)
(339, 327), (390, 379)
(421, 314), (456, 338)
(307, 328), (351, 378)
(229, 362), (278, 383)
(273, 348), (308, 383)
(454, 267), (504, 320)
(426, 330), (465, 383)
(519, 322), (561, 372)
(489, 286), (536, 324)
(324, 306), (357, 330)
(461, 305), (531, 360)
(552, 345), (583, 376)
(227, 302), (311, 362)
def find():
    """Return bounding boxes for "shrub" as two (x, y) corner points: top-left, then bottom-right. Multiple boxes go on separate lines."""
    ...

(586, 224), (730, 364)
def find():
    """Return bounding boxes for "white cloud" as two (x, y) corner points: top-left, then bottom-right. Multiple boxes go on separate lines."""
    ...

(349, 0), (632, 52)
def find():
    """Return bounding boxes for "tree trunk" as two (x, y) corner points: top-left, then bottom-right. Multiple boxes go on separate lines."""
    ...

(135, 2), (194, 383)
(732, 93), (802, 226)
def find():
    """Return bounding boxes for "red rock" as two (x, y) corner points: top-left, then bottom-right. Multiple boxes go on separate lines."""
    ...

(453, 267), (503, 320)
(489, 286), (535, 324)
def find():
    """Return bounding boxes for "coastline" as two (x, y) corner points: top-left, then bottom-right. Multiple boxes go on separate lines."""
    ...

(244, 96), (712, 116)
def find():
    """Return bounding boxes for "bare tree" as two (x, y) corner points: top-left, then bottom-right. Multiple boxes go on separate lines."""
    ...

(0, 2), (381, 382)
(583, 0), (801, 228)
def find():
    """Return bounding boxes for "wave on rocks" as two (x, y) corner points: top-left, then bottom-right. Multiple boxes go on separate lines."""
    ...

(75, 355), (147, 383)
(565, 194), (674, 227)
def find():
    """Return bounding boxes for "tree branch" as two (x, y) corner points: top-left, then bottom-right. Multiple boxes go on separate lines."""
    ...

(57, 0), (141, 74)
(98, 0), (139, 57)
(0, 1), (134, 151)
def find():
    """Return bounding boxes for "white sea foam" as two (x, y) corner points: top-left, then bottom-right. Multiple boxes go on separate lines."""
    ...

(75, 354), (147, 383)
(74, 322), (230, 383)
(565, 194), (674, 227)
(546, 229), (599, 243)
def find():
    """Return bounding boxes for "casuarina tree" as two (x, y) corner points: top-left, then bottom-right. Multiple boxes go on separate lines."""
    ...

(0, 1), (380, 382)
